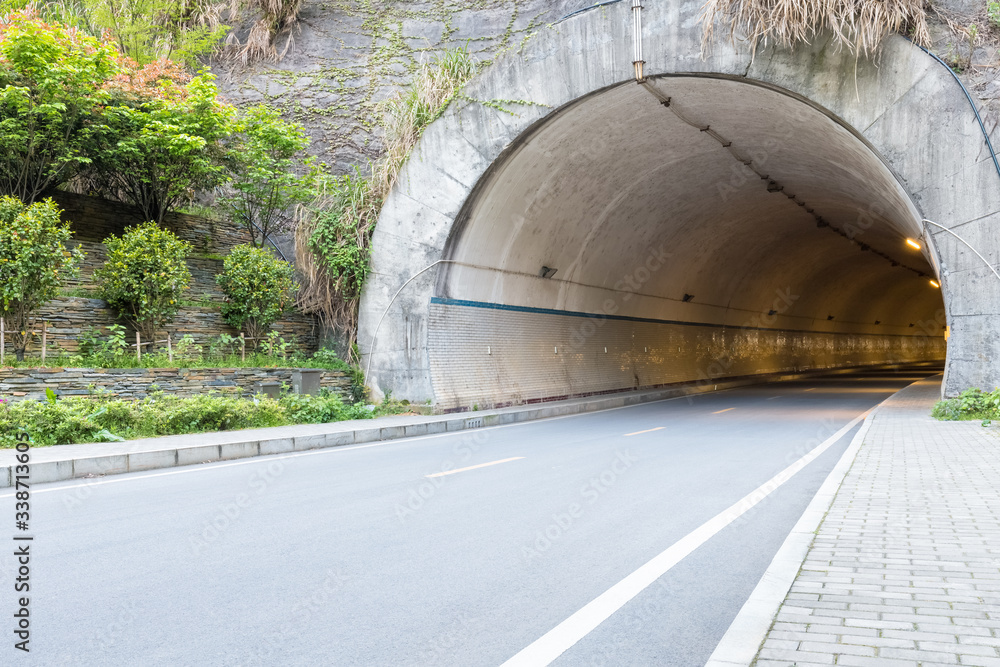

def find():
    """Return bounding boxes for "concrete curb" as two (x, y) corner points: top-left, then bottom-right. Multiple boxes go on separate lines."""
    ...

(703, 389), (890, 667)
(5, 372), (825, 489)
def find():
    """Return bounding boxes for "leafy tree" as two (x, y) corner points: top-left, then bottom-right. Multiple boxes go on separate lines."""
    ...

(221, 105), (317, 248)
(0, 12), (118, 202)
(91, 72), (236, 223)
(216, 244), (296, 345)
(95, 221), (192, 340)
(0, 196), (83, 359)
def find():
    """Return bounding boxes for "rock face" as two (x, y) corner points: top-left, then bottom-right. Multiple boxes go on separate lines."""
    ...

(215, 0), (586, 172)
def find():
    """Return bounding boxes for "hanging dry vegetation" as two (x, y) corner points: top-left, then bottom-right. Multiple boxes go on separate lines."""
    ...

(294, 48), (479, 359)
(700, 0), (931, 56)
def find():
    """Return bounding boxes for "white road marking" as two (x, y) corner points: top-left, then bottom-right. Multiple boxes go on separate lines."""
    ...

(499, 409), (870, 667)
(766, 396), (782, 400)
(623, 427), (665, 437)
(426, 457), (524, 478)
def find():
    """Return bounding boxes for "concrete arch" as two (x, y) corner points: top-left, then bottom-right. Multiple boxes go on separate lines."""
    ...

(359, 0), (1000, 409)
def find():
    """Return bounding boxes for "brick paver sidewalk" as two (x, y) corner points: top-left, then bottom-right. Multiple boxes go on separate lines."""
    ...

(754, 377), (1000, 666)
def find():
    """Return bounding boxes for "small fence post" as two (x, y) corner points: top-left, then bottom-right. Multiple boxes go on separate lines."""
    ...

(40, 321), (47, 364)
(0, 317), (4, 365)
(268, 338), (273, 357)
(167, 334), (173, 363)
(136, 331), (141, 362)
(240, 332), (245, 362)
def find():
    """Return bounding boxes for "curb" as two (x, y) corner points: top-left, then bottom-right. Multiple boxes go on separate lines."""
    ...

(703, 390), (889, 667)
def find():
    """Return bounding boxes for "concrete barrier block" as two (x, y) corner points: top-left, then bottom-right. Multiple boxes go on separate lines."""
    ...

(30, 460), (74, 484)
(292, 434), (326, 451)
(221, 442), (259, 460)
(403, 422), (429, 437)
(326, 432), (354, 447)
(259, 438), (294, 455)
(129, 450), (177, 472)
(177, 446), (221, 466)
(379, 426), (406, 440)
(75, 455), (127, 477)
(352, 427), (381, 443)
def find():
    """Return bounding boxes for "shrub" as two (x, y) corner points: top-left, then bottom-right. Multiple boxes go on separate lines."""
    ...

(0, 12), (118, 202)
(217, 244), (296, 345)
(95, 221), (192, 341)
(932, 388), (1000, 421)
(0, 197), (83, 359)
(90, 73), (235, 223)
(221, 105), (318, 247)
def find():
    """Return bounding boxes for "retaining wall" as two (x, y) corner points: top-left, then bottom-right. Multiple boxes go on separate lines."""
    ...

(0, 367), (352, 402)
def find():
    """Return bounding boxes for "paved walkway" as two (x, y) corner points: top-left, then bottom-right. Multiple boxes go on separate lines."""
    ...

(753, 378), (1000, 666)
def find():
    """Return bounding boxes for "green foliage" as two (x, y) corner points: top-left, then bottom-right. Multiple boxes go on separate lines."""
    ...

(81, 0), (230, 67)
(933, 388), (1000, 422)
(990, 2), (1000, 29)
(95, 221), (192, 340)
(0, 384), (405, 446)
(307, 168), (377, 302)
(221, 105), (317, 247)
(217, 243), (297, 344)
(0, 13), (118, 202)
(92, 73), (236, 222)
(0, 197), (82, 356)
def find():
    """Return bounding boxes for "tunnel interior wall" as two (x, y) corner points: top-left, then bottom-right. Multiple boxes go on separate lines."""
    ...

(428, 302), (945, 410)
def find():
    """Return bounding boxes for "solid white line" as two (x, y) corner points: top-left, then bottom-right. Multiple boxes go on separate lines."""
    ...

(498, 409), (871, 667)
(426, 457), (524, 478)
(623, 427), (664, 437)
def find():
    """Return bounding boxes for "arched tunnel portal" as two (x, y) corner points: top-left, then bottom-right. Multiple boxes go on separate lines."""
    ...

(359, 2), (1000, 410)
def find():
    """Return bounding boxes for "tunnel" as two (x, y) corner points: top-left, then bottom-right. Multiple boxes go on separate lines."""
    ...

(359, 1), (1000, 409)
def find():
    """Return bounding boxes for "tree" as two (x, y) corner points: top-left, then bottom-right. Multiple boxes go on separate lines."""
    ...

(91, 72), (235, 222)
(0, 12), (118, 202)
(0, 196), (83, 360)
(95, 221), (192, 341)
(221, 105), (317, 248)
(216, 244), (296, 345)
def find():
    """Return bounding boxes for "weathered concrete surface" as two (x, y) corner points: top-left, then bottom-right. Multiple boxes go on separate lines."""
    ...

(358, 0), (998, 407)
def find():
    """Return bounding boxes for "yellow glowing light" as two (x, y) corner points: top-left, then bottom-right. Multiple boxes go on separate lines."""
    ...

(930, 279), (940, 288)
(905, 238), (922, 250)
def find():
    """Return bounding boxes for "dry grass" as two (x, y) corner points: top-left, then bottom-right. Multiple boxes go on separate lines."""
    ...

(701, 0), (930, 56)
(294, 48), (478, 358)
(230, 0), (302, 65)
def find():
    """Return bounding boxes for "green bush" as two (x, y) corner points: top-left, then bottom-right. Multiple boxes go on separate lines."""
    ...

(217, 244), (297, 345)
(0, 14), (118, 202)
(95, 221), (192, 341)
(0, 387), (401, 447)
(0, 197), (83, 358)
(932, 387), (1000, 421)
(222, 106), (318, 247)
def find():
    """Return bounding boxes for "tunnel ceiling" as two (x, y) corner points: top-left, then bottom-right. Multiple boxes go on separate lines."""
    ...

(439, 76), (944, 336)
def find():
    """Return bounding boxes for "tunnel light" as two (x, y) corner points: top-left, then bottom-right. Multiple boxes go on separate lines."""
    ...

(905, 238), (922, 250)
(930, 279), (940, 288)
(540, 266), (558, 279)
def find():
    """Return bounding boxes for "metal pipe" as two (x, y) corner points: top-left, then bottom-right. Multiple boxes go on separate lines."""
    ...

(922, 218), (1000, 284)
(632, 0), (645, 82)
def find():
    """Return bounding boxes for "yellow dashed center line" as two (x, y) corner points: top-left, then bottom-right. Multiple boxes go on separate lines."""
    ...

(713, 408), (735, 414)
(624, 427), (665, 437)
(426, 457), (525, 478)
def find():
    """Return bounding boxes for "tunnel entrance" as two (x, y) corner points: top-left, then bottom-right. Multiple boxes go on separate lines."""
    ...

(359, 2), (994, 408)
(425, 76), (945, 409)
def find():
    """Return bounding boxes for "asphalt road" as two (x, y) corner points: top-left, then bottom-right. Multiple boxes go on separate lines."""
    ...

(0, 366), (939, 666)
